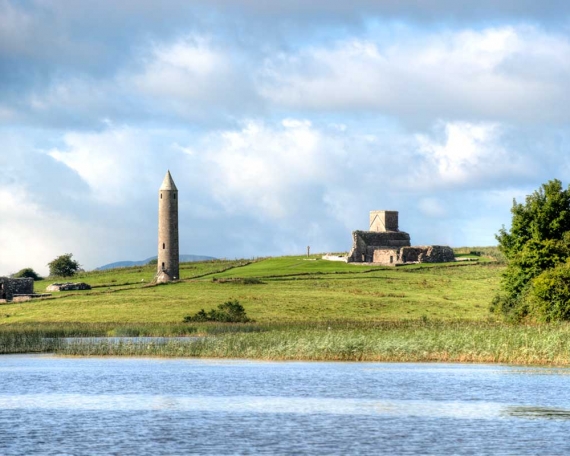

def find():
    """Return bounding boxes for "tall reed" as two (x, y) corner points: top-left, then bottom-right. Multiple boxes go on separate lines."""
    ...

(51, 320), (570, 366)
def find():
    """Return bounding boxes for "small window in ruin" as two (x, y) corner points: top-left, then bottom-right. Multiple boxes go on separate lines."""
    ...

(390, 256), (393, 263)
(163, 243), (165, 249)
(173, 193), (176, 200)
(162, 262), (165, 269)
(160, 193), (162, 199)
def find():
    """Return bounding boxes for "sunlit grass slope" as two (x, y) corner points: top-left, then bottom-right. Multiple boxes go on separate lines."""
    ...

(0, 256), (502, 324)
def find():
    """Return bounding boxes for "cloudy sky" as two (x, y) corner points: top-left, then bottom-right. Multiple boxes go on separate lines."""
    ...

(2, 0), (570, 275)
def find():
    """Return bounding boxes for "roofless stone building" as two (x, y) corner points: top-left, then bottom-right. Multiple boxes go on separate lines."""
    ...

(324, 210), (455, 266)
(156, 171), (179, 283)
(0, 277), (34, 302)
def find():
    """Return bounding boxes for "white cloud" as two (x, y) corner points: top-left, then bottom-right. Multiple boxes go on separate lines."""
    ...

(48, 127), (163, 204)
(130, 35), (256, 116)
(260, 26), (570, 124)
(416, 122), (504, 185)
(411, 121), (541, 189)
(201, 120), (333, 218)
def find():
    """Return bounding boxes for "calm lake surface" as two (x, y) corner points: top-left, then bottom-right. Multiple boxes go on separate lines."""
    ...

(1, 356), (570, 455)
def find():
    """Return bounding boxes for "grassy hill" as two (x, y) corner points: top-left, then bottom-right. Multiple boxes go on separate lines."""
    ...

(5, 254), (570, 365)
(3, 255), (501, 324)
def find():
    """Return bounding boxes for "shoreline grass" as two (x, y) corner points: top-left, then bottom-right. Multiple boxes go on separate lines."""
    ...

(3, 320), (570, 366)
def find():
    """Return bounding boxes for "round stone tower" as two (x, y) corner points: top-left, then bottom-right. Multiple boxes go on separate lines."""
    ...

(156, 170), (179, 283)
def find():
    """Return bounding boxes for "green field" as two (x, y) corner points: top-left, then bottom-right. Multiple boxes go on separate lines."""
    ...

(4, 253), (570, 365)
(2, 256), (501, 324)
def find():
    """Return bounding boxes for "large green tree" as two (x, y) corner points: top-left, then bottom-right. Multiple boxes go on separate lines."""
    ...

(493, 180), (570, 320)
(47, 253), (81, 278)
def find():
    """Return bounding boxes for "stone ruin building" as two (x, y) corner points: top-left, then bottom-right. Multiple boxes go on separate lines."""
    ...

(326, 210), (455, 266)
(0, 277), (34, 302)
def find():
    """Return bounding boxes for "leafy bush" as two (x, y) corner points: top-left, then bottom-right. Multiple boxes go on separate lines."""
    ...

(528, 262), (570, 322)
(47, 253), (81, 278)
(183, 299), (253, 323)
(12, 268), (43, 281)
(493, 180), (570, 321)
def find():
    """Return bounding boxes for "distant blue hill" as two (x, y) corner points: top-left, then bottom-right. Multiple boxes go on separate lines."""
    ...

(96, 254), (217, 271)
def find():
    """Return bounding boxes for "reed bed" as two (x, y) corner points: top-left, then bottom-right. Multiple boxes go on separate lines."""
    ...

(34, 320), (570, 366)
(0, 330), (62, 354)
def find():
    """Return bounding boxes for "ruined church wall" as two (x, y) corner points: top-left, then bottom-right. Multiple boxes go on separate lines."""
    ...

(372, 248), (400, 265)
(0, 277), (34, 301)
(348, 230), (411, 262)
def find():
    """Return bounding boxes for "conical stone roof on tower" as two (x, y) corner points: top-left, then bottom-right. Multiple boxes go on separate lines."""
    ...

(156, 171), (179, 283)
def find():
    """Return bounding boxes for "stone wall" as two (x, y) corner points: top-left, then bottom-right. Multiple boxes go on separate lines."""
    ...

(348, 230), (411, 262)
(0, 277), (34, 301)
(403, 245), (455, 264)
(372, 248), (400, 264)
(347, 238), (455, 266)
(364, 245), (455, 266)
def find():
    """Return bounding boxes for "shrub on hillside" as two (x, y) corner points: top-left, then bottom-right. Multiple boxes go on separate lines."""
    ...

(183, 299), (253, 323)
(12, 268), (43, 281)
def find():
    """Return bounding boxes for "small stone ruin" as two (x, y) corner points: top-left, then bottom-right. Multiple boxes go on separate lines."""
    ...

(0, 277), (35, 302)
(325, 210), (455, 266)
(46, 282), (92, 292)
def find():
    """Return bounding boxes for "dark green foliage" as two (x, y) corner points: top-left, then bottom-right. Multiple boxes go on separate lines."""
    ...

(12, 268), (43, 281)
(528, 262), (570, 322)
(47, 253), (81, 278)
(184, 299), (253, 323)
(148, 258), (158, 265)
(494, 180), (570, 320)
(497, 180), (570, 259)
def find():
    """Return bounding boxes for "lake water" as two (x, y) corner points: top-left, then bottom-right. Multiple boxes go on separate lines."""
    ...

(1, 356), (570, 455)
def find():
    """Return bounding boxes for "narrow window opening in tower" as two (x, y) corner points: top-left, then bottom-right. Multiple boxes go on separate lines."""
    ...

(173, 193), (176, 200)
(162, 262), (165, 269)
(163, 243), (165, 249)
(160, 193), (162, 199)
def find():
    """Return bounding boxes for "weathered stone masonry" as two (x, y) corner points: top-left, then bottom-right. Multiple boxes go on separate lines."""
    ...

(348, 230), (411, 263)
(0, 277), (34, 301)
(156, 170), (180, 283)
(345, 211), (455, 266)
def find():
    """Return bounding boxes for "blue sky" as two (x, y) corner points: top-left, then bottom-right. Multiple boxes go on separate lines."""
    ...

(2, 0), (570, 275)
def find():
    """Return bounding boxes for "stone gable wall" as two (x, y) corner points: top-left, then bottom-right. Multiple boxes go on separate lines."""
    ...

(369, 211), (399, 232)
(347, 232), (455, 266)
